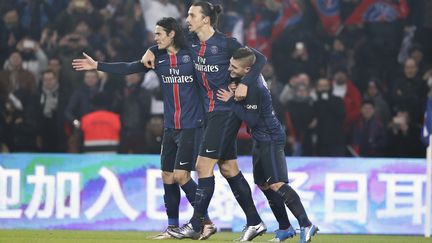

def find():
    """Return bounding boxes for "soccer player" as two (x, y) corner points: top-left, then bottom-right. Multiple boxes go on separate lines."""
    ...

(217, 47), (319, 243)
(142, 1), (267, 241)
(72, 17), (216, 240)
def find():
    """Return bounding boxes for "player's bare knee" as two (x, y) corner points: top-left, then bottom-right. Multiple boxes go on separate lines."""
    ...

(173, 170), (191, 185)
(196, 156), (217, 178)
(269, 182), (285, 191)
(218, 160), (240, 178)
(161, 171), (175, 184)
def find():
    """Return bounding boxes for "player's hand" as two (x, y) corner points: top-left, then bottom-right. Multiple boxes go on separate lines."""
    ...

(234, 83), (248, 101)
(217, 88), (234, 102)
(72, 52), (97, 71)
(141, 49), (155, 69)
(228, 82), (237, 92)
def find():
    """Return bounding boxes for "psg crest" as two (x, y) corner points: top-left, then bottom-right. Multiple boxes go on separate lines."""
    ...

(210, 45), (218, 54)
(182, 55), (191, 63)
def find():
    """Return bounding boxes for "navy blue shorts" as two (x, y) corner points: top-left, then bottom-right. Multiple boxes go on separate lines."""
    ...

(161, 127), (202, 172)
(199, 111), (241, 160)
(252, 140), (289, 185)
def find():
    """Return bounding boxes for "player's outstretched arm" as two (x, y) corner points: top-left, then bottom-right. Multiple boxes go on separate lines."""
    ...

(73, 52), (149, 75)
(72, 52), (97, 71)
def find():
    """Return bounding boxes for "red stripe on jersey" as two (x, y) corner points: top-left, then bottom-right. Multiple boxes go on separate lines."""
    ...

(201, 72), (214, 112)
(173, 83), (181, 129)
(199, 41), (206, 56)
(198, 42), (214, 112)
(169, 53), (181, 129)
(169, 53), (177, 68)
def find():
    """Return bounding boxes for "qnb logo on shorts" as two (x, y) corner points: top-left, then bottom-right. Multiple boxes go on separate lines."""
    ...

(245, 104), (258, 110)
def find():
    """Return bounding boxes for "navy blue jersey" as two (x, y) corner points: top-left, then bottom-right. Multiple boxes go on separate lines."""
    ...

(97, 49), (203, 129)
(230, 75), (285, 142)
(151, 32), (266, 113)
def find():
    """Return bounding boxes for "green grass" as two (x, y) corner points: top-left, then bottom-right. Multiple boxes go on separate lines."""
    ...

(0, 230), (429, 243)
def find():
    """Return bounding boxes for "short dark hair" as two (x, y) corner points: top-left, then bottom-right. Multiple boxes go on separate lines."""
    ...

(362, 99), (375, 107)
(232, 47), (256, 67)
(42, 69), (57, 78)
(192, 1), (223, 27)
(156, 17), (186, 49)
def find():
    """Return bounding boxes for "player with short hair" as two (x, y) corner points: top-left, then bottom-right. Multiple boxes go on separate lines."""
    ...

(72, 17), (216, 240)
(142, 1), (267, 241)
(217, 47), (319, 243)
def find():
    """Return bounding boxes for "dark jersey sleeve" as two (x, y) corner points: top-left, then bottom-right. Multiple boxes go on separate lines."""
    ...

(97, 61), (149, 75)
(149, 45), (166, 58)
(227, 38), (267, 87)
(229, 85), (261, 127)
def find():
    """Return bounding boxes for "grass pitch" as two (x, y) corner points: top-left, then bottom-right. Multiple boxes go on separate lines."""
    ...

(0, 230), (429, 243)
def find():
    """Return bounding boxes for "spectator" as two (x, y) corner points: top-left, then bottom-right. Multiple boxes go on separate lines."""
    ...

(114, 73), (151, 154)
(262, 62), (284, 119)
(286, 42), (320, 81)
(81, 92), (121, 153)
(363, 80), (391, 124)
(314, 78), (345, 156)
(0, 51), (36, 94)
(284, 84), (315, 156)
(332, 67), (361, 134)
(278, 74), (298, 106)
(0, 8), (24, 64)
(40, 27), (60, 57)
(350, 100), (386, 157)
(279, 73), (311, 106)
(408, 44), (428, 75)
(64, 70), (100, 124)
(140, 0), (181, 34)
(57, 30), (89, 89)
(54, 0), (103, 36)
(37, 69), (69, 152)
(327, 38), (348, 77)
(13, 37), (48, 81)
(386, 110), (424, 158)
(392, 58), (427, 125)
(16, 0), (58, 39)
(144, 115), (163, 154)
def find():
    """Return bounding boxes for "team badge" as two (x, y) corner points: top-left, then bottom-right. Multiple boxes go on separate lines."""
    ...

(364, 2), (398, 22)
(210, 45), (218, 54)
(182, 55), (191, 63)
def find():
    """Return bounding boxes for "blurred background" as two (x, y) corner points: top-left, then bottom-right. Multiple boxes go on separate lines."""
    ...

(0, 0), (431, 158)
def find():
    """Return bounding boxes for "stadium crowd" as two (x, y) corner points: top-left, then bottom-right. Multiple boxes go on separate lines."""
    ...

(0, 0), (431, 158)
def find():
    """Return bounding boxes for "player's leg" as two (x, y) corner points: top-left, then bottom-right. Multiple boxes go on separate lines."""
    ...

(258, 185), (296, 242)
(149, 129), (179, 239)
(172, 128), (216, 240)
(264, 140), (318, 243)
(168, 155), (218, 239)
(168, 113), (223, 239)
(219, 159), (262, 227)
(253, 141), (295, 242)
(218, 159), (266, 242)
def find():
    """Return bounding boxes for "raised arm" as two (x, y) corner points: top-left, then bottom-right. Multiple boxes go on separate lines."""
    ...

(72, 52), (150, 75)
